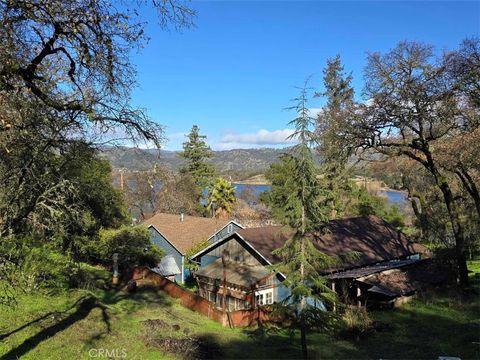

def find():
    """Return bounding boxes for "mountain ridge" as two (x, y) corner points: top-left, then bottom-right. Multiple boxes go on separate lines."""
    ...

(99, 146), (306, 174)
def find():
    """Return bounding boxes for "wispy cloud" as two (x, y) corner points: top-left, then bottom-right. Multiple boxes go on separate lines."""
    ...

(217, 128), (297, 150)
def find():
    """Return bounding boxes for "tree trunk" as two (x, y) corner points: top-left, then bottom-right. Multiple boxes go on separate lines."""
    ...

(438, 181), (469, 286)
(421, 151), (469, 287)
(300, 205), (308, 359)
(456, 169), (480, 220)
(300, 311), (308, 360)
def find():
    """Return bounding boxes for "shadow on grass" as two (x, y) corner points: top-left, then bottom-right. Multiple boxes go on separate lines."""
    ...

(0, 285), (175, 360)
(0, 296), (89, 342)
(0, 296), (108, 360)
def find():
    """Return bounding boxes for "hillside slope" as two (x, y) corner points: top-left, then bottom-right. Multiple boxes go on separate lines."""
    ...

(99, 147), (304, 173)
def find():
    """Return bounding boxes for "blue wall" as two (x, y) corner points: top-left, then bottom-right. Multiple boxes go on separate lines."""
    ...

(149, 221), (243, 284)
(149, 227), (183, 282)
(208, 222), (242, 243)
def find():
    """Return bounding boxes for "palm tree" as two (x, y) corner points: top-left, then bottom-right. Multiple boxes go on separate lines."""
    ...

(206, 178), (236, 218)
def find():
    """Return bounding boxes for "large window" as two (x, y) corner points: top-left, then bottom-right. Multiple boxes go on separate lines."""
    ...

(255, 289), (273, 306)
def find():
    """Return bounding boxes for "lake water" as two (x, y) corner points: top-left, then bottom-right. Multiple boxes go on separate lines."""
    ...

(234, 183), (409, 207)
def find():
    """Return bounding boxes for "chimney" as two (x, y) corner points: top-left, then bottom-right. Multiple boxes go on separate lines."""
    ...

(180, 213), (184, 222)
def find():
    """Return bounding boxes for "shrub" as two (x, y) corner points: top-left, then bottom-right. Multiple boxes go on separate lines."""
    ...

(340, 306), (374, 339)
(97, 225), (163, 270)
(18, 246), (78, 291)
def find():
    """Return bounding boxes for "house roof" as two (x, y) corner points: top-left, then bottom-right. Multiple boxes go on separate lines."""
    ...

(151, 254), (181, 276)
(325, 258), (420, 280)
(357, 259), (447, 297)
(195, 258), (271, 289)
(194, 215), (428, 271)
(144, 213), (233, 254)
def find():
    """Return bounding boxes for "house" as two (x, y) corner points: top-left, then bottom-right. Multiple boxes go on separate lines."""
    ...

(190, 215), (434, 310)
(144, 212), (243, 283)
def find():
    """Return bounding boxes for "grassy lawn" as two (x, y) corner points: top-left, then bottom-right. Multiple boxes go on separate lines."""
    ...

(0, 263), (479, 359)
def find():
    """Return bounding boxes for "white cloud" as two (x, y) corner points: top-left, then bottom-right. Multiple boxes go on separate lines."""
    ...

(218, 128), (297, 150)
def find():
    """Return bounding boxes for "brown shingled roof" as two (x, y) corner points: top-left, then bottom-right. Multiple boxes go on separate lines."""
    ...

(357, 259), (448, 297)
(237, 215), (428, 270)
(144, 213), (231, 254)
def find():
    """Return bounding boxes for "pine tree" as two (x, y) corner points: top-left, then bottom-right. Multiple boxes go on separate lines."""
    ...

(179, 125), (216, 196)
(315, 55), (356, 219)
(267, 81), (335, 359)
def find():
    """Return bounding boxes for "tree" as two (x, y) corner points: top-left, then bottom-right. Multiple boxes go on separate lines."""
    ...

(0, 0), (194, 147)
(206, 177), (236, 219)
(0, 0), (196, 236)
(155, 172), (200, 216)
(333, 40), (480, 285)
(0, 0), (196, 301)
(96, 225), (163, 271)
(124, 170), (160, 221)
(264, 82), (334, 359)
(315, 55), (356, 219)
(179, 125), (216, 191)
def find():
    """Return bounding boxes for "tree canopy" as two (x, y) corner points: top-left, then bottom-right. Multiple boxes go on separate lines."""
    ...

(316, 39), (480, 286)
(179, 125), (216, 190)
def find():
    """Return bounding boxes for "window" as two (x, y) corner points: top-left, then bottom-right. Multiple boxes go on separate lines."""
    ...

(255, 289), (274, 306)
(265, 292), (273, 305)
(208, 291), (216, 303)
(256, 294), (264, 306)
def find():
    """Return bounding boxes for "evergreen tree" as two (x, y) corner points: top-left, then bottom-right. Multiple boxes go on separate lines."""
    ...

(266, 81), (335, 359)
(179, 125), (216, 191)
(315, 55), (355, 219)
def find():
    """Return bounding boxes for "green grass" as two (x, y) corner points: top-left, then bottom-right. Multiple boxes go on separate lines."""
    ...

(468, 260), (480, 274)
(0, 263), (479, 359)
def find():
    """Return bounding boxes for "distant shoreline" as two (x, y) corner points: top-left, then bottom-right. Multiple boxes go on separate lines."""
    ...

(379, 187), (407, 194)
(233, 181), (270, 186)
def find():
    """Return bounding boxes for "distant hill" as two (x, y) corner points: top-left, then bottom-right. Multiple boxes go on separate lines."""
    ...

(99, 146), (303, 174)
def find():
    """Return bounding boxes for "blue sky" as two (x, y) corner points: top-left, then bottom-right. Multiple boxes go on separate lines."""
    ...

(131, 1), (479, 150)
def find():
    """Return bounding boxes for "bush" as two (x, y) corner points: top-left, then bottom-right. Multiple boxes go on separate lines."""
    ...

(75, 225), (163, 271)
(339, 306), (374, 339)
(18, 246), (78, 291)
(97, 225), (163, 270)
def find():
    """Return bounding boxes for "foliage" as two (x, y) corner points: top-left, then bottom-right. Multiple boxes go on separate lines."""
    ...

(339, 306), (374, 338)
(70, 148), (128, 230)
(0, 0), (195, 299)
(0, 236), (79, 293)
(185, 239), (210, 272)
(123, 169), (161, 221)
(261, 154), (300, 222)
(317, 39), (480, 286)
(18, 246), (78, 291)
(206, 177), (236, 218)
(315, 55), (356, 220)
(265, 81), (335, 359)
(179, 125), (216, 190)
(382, 205), (405, 228)
(155, 172), (201, 216)
(0, 0), (195, 148)
(92, 226), (163, 271)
